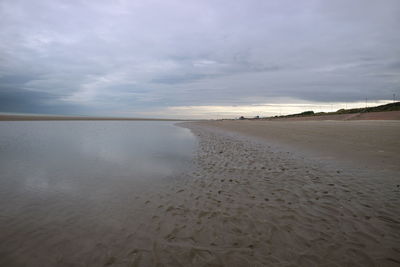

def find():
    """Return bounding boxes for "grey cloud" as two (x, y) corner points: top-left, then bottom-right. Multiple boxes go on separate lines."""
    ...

(151, 65), (280, 85)
(151, 73), (211, 85)
(387, 61), (400, 70)
(0, 0), (399, 116)
(150, 54), (281, 85)
(0, 75), (36, 86)
(0, 87), (86, 114)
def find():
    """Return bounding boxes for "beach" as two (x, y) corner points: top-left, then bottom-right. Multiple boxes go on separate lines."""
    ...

(159, 120), (400, 266)
(1, 120), (399, 266)
(2, 0), (399, 265)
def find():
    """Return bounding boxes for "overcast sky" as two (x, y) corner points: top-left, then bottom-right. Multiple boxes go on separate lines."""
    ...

(0, 0), (399, 118)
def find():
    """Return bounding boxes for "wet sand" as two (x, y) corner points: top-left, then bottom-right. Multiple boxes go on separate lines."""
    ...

(1, 121), (399, 266)
(169, 121), (400, 266)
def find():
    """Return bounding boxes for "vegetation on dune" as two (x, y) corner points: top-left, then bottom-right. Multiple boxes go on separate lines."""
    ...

(235, 102), (400, 120)
(272, 102), (400, 119)
(335, 101), (400, 114)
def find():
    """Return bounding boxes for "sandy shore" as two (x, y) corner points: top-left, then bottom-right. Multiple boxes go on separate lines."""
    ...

(201, 120), (400, 172)
(83, 120), (398, 266)
(1, 121), (399, 266)
(161, 121), (399, 266)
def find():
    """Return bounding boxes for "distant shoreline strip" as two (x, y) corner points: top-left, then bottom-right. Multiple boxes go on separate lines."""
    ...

(0, 115), (187, 121)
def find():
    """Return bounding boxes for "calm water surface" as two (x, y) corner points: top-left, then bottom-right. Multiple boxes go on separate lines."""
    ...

(0, 121), (196, 266)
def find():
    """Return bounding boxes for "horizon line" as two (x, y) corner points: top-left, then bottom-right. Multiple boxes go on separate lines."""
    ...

(0, 113), (203, 121)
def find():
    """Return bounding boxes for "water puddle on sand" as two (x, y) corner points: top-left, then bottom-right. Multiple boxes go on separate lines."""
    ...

(0, 121), (197, 266)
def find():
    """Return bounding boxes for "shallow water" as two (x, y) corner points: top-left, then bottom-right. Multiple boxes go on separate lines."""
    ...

(0, 121), (196, 266)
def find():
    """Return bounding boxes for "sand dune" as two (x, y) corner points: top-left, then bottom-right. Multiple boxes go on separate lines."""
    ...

(267, 110), (400, 121)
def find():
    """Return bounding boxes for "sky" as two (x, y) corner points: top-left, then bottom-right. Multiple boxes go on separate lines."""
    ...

(0, 0), (399, 119)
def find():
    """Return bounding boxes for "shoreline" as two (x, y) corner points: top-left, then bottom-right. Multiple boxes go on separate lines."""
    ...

(0, 114), (189, 121)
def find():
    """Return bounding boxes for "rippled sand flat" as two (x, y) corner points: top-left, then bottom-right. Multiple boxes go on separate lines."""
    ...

(148, 121), (399, 266)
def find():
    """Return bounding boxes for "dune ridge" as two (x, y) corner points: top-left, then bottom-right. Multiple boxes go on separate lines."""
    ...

(266, 110), (400, 121)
